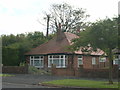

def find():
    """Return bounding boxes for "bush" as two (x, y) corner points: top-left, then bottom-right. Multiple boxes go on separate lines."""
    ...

(28, 66), (51, 75)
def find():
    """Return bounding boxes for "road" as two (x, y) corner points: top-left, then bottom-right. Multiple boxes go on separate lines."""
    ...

(2, 74), (75, 88)
(2, 74), (116, 89)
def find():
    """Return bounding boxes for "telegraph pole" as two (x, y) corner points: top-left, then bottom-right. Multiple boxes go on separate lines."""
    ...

(46, 14), (50, 38)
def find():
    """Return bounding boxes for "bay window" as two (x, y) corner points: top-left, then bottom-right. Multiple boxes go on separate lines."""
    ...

(30, 56), (44, 68)
(48, 55), (67, 68)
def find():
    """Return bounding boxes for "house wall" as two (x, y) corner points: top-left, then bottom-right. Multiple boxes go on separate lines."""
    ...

(26, 56), (30, 64)
(26, 54), (110, 76)
(27, 55), (109, 69)
(73, 55), (78, 70)
(67, 55), (73, 69)
(83, 56), (109, 69)
(44, 55), (48, 69)
(83, 55), (92, 69)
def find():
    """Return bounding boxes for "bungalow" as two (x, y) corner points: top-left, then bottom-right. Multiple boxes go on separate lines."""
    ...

(25, 27), (109, 75)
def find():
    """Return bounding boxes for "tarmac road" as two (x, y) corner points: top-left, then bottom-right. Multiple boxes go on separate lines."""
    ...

(2, 74), (117, 89)
(2, 82), (48, 88)
(2, 74), (74, 88)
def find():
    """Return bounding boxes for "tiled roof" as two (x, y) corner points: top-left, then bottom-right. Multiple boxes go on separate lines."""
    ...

(25, 32), (104, 56)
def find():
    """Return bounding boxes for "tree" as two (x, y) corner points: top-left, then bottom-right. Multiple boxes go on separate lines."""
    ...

(27, 31), (48, 47)
(71, 17), (118, 84)
(2, 47), (19, 66)
(42, 3), (90, 34)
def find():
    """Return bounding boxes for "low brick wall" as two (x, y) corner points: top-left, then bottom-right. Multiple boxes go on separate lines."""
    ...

(52, 68), (75, 76)
(51, 65), (119, 78)
(2, 66), (28, 74)
(79, 65), (119, 78)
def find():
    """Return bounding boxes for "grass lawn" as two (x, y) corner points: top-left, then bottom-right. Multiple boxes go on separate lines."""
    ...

(42, 79), (119, 88)
(0, 74), (15, 77)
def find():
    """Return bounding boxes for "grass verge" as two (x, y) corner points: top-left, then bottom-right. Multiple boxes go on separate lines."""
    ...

(42, 79), (118, 88)
(0, 74), (15, 77)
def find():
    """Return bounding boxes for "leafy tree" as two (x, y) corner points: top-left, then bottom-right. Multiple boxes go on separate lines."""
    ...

(2, 31), (53, 66)
(71, 17), (118, 84)
(27, 31), (48, 47)
(2, 47), (19, 66)
(42, 3), (90, 34)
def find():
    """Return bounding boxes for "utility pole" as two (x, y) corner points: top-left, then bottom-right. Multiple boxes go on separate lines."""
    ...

(46, 14), (50, 38)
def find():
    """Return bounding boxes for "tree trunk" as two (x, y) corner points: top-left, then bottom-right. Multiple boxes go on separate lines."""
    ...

(108, 48), (113, 84)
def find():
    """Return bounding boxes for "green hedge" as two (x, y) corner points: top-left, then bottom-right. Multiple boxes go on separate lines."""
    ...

(2, 47), (19, 66)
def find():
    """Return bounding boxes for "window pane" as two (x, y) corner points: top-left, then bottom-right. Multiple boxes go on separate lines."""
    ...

(31, 56), (33, 59)
(61, 59), (64, 66)
(31, 60), (33, 66)
(78, 55), (83, 66)
(61, 55), (63, 58)
(40, 60), (43, 66)
(78, 60), (83, 65)
(78, 55), (82, 58)
(53, 55), (59, 58)
(53, 59), (59, 66)
(34, 60), (40, 66)
(40, 56), (43, 59)
(48, 59), (52, 66)
(92, 57), (96, 64)
(49, 55), (52, 58)
(34, 56), (40, 59)
(99, 57), (106, 62)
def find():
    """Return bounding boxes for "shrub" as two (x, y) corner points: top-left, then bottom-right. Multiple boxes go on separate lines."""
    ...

(28, 66), (51, 75)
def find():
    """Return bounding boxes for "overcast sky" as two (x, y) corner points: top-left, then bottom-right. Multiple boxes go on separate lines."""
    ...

(0, 0), (119, 35)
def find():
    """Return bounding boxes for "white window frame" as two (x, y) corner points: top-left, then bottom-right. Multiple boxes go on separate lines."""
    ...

(113, 59), (119, 65)
(92, 57), (96, 65)
(113, 55), (119, 65)
(48, 55), (67, 68)
(99, 57), (106, 62)
(78, 55), (83, 67)
(30, 56), (44, 68)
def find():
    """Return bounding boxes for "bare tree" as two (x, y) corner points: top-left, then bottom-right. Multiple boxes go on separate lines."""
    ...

(48, 3), (90, 34)
(38, 3), (90, 35)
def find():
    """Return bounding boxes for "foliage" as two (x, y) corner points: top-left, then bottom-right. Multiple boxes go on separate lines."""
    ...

(71, 17), (118, 51)
(42, 79), (118, 88)
(2, 31), (54, 66)
(2, 47), (19, 66)
(19, 61), (26, 66)
(42, 3), (90, 34)
(28, 66), (51, 75)
(70, 17), (118, 84)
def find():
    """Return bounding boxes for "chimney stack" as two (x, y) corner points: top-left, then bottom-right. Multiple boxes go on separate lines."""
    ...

(56, 23), (63, 41)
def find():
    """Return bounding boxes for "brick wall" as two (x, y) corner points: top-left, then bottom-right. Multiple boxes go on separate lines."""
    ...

(83, 56), (109, 69)
(51, 65), (119, 78)
(44, 55), (48, 69)
(83, 56), (92, 69)
(2, 65), (28, 74)
(79, 66), (119, 78)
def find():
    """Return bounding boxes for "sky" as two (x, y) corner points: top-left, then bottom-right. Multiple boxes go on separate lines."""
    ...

(0, 0), (119, 35)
